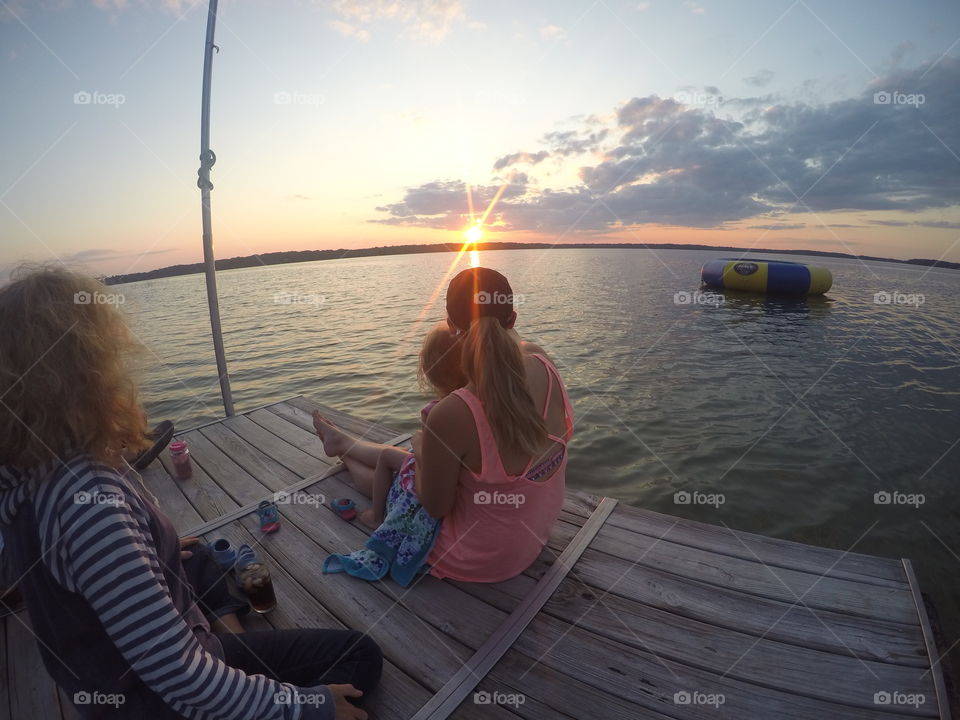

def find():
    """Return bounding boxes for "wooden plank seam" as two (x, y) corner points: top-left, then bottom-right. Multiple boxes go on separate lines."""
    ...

(410, 496), (619, 720)
(180, 432), (413, 538)
(178, 398), (295, 435)
(902, 559), (952, 720)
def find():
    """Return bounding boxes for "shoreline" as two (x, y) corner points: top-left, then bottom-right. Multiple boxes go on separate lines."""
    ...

(102, 241), (960, 286)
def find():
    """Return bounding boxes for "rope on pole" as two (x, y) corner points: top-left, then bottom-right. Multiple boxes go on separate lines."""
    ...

(198, 0), (235, 417)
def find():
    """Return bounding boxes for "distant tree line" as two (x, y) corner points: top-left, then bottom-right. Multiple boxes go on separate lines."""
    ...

(101, 241), (960, 285)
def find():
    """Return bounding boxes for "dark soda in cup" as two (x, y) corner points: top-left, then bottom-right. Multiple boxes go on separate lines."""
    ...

(237, 562), (276, 613)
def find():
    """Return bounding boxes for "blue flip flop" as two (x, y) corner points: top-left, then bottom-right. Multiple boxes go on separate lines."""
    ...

(256, 500), (281, 534)
(210, 538), (236, 570)
(330, 497), (357, 521)
(234, 544), (259, 570)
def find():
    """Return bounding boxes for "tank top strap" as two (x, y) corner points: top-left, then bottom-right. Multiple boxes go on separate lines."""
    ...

(450, 387), (509, 479)
(529, 353), (574, 444)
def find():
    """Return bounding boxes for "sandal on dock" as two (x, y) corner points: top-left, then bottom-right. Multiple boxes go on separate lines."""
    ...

(234, 544), (259, 570)
(256, 500), (281, 534)
(330, 498), (357, 521)
(132, 420), (175, 471)
(210, 538), (236, 570)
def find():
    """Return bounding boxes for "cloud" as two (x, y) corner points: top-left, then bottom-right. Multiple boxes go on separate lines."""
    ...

(493, 150), (550, 171)
(743, 69), (775, 87)
(748, 224), (807, 230)
(684, 1), (705, 14)
(890, 40), (915, 68)
(5, 0), (202, 19)
(60, 247), (174, 264)
(328, 0), (467, 42)
(92, 0), (130, 10)
(540, 24), (566, 40)
(372, 57), (960, 234)
(492, 128), (609, 171)
(868, 219), (960, 229)
(328, 19), (371, 41)
(542, 128), (609, 156)
(372, 177), (529, 229)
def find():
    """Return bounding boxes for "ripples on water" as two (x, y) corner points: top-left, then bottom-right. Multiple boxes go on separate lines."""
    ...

(119, 248), (960, 642)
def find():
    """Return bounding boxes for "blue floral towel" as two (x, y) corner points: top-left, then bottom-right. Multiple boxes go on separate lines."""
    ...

(323, 469), (440, 587)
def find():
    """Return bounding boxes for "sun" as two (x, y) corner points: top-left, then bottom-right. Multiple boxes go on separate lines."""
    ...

(465, 225), (483, 244)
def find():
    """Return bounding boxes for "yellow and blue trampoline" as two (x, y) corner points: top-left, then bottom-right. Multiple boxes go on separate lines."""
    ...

(701, 258), (832, 296)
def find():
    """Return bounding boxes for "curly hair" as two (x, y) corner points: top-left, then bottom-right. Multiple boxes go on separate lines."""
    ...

(417, 322), (466, 398)
(0, 265), (149, 469)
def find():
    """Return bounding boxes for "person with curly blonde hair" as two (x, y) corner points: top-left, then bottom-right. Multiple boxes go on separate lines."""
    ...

(0, 266), (380, 720)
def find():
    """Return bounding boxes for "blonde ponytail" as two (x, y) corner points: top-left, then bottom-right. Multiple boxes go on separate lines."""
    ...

(461, 317), (546, 457)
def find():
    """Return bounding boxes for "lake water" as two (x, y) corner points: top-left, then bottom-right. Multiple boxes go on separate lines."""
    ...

(117, 247), (960, 646)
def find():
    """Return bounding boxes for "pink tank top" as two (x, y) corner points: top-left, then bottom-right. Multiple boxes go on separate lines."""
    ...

(428, 354), (574, 583)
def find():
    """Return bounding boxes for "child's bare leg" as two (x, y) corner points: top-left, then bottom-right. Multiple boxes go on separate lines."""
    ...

(340, 456), (377, 498)
(358, 455), (394, 529)
(314, 412), (397, 467)
(339, 448), (409, 499)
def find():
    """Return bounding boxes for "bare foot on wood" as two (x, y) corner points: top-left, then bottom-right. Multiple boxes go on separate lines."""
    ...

(312, 411), (350, 457)
(357, 508), (382, 530)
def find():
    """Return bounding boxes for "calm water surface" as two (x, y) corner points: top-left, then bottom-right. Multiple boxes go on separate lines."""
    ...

(118, 248), (960, 645)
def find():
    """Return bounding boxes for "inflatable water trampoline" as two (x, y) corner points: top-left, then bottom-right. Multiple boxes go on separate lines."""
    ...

(701, 258), (833, 295)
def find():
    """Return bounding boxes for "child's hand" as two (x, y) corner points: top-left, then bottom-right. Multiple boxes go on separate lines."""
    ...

(179, 536), (200, 559)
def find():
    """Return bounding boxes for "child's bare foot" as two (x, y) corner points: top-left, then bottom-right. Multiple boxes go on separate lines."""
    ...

(357, 508), (382, 530)
(313, 412), (350, 457)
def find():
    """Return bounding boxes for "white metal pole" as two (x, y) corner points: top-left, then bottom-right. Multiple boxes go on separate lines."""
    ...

(197, 0), (235, 416)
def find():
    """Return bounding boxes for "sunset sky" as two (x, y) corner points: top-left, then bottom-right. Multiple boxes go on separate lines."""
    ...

(1, 0), (959, 276)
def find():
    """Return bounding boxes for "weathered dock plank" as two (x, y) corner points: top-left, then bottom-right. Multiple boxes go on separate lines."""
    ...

(5, 394), (949, 720)
(538, 576), (933, 706)
(509, 614), (937, 719)
(247, 407), (336, 462)
(537, 522), (927, 666)
(604, 503), (908, 585)
(484, 649), (674, 720)
(200, 421), (303, 492)
(570, 520), (919, 623)
(221, 413), (325, 477)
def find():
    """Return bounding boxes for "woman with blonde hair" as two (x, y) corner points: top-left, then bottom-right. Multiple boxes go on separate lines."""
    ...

(315, 267), (573, 582)
(0, 266), (380, 719)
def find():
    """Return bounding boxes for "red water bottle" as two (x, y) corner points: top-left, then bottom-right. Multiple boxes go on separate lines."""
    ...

(169, 441), (192, 480)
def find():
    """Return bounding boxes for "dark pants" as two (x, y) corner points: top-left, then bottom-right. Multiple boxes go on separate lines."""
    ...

(99, 546), (383, 717)
(183, 544), (382, 703)
(100, 630), (382, 718)
(219, 628), (383, 695)
(180, 543), (249, 622)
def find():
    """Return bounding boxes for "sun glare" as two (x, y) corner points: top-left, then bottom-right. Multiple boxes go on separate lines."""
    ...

(464, 224), (483, 267)
(465, 225), (483, 243)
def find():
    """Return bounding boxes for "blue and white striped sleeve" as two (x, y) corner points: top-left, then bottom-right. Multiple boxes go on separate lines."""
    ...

(44, 469), (333, 720)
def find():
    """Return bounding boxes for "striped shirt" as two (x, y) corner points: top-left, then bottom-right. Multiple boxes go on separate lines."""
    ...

(0, 455), (333, 720)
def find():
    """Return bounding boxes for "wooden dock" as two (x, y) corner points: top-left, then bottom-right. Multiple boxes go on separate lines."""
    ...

(1, 395), (951, 719)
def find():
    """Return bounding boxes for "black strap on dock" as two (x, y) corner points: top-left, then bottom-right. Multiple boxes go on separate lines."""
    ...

(411, 496), (619, 720)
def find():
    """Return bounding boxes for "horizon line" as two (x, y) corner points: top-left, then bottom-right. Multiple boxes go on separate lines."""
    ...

(102, 241), (960, 285)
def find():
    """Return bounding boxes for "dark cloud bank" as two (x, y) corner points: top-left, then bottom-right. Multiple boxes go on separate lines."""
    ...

(372, 58), (959, 235)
